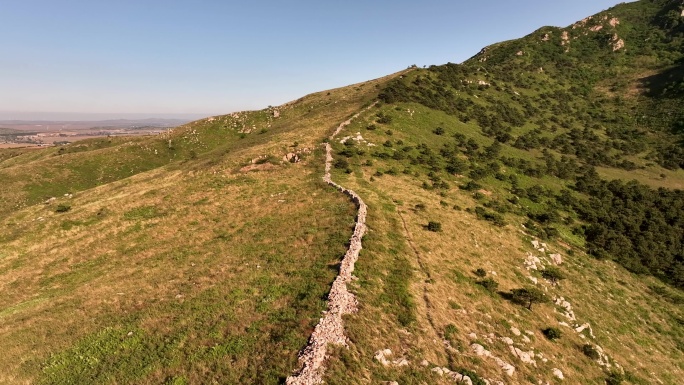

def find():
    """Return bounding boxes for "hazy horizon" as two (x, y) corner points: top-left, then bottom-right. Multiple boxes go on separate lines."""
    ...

(0, 111), (215, 122)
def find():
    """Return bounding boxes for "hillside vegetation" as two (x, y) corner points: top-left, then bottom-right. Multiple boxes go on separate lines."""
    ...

(0, 0), (683, 384)
(378, 0), (684, 289)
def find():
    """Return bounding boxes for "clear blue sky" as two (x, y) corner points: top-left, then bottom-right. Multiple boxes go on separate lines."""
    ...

(0, 0), (626, 120)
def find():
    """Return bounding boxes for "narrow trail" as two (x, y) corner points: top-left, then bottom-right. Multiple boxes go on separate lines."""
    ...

(396, 209), (443, 349)
(286, 104), (375, 385)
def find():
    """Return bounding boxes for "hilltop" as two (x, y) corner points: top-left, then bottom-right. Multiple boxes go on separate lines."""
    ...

(1, 1), (683, 384)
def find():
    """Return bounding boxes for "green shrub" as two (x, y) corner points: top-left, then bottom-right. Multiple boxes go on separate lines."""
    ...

(582, 344), (600, 360)
(426, 221), (442, 232)
(474, 268), (487, 277)
(55, 204), (71, 213)
(606, 371), (624, 385)
(377, 113), (393, 124)
(510, 287), (546, 310)
(541, 267), (566, 285)
(542, 327), (562, 340)
(333, 158), (349, 169)
(477, 278), (499, 292)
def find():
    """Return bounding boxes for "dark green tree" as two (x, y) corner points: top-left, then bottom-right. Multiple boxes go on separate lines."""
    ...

(510, 287), (546, 310)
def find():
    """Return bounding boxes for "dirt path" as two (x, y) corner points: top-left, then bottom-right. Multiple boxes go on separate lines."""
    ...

(286, 105), (374, 385)
(396, 209), (444, 349)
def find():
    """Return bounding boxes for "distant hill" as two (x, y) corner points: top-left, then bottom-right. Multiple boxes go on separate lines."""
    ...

(0, 118), (189, 132)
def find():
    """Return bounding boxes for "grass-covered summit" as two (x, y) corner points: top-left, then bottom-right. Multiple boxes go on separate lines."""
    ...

(376, 0), (684, 289)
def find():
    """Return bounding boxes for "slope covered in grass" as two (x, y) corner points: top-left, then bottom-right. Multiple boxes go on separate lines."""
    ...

(1, 1), (683, 384)
(0, 73), (403, 384)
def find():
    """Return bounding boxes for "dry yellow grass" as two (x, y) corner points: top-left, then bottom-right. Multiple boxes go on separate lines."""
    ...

(323, 121), (683, 384)
(0, 71), (408, 384)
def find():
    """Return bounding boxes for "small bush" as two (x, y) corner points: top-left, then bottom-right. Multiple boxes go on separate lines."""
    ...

(460, 180), (482, 191)
(542, 327), (562, 340)
(541, 267), (566, 285)
(606, 371), (624, 385)
(55, 204), (71, 213)
(333, 158), (349, 169)
(376, 113), (393, 124)
(366, 124), (377, 130)
(426, 221), (442, 232)
(433, 126), (445, 135)
(582, 344), (600, 360)
(474, 268), (487, 277)
(477, 277), (499, 292)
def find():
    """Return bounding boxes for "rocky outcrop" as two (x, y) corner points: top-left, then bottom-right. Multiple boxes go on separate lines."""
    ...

(552, 368), (564, 380)
(286, 105), (372, 385)
(374, 349), (409, 367)
(471, 343), (516, 376)
(432, 367), (474, 384)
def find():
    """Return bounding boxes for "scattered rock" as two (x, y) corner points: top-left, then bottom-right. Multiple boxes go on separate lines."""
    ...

(575, 323), (590, 333)
(550, 253), (563, 265)
(511, 327), (521, 336)
(433, 367), (474, 384)
(552, 368), (564, 380)
(611, 34), (625, 51)
(471, 343), (516, 376)
(374, 349), (409, 367)
(554, 296), (576, 321)
(575, 323), (596, 339)
(510, 346), (537, 366)
(283, 153), (300, 163)
(524, 253), (542, 270)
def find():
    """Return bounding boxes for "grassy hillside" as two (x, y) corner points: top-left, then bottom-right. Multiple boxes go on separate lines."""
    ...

(0, 1), (682, 384)
(377, 0), (684, 290)
(0, 73), (402, 384)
